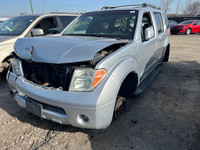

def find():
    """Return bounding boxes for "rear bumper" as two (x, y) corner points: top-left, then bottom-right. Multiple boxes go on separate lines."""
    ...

(7, 71), (117, 129)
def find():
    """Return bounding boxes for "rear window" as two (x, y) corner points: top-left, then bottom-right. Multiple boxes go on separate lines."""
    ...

(153, 12), (164, 34)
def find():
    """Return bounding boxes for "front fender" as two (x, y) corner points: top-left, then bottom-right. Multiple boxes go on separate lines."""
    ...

(94, 57), (139, 126)
(110, 56), (139, 86)
(96, 56), (139, 107)
(0, 47), (14, 65)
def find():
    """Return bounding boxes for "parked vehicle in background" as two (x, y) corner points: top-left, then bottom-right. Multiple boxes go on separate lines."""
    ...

(0, 13), (79, 77)
(169, 20), (178, 29)
(0, 18), (9, 24)
(171, 20), (200, 35)
(7, 3), (170, 130)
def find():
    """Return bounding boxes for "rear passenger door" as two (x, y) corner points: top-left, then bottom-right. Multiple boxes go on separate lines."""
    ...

(192, 21), (200, 32)
(197, 21), (200, 32)
(153, 12), (166, 61)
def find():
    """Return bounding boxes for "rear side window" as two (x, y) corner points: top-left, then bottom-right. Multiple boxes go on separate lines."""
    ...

(153, 12), (164, 34)
(162, 13), (169, 29)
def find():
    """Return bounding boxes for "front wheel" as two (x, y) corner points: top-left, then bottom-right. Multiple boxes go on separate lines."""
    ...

(186, 28), (191, 35)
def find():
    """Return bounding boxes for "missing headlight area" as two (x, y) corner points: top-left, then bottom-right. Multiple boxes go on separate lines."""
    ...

(21, 59), (92, 91)
(91, 42), (128, 65)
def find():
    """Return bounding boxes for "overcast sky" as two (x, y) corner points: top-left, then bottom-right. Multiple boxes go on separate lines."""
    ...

(0, 0), (186, 17)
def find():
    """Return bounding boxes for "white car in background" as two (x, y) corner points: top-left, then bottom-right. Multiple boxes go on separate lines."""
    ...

(0, 13), (79, 77)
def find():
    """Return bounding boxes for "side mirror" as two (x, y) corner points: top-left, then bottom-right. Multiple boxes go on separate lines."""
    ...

(145, 26), (154, 41)
(31, 28), (44, 36)
(193, 23), (197, 26)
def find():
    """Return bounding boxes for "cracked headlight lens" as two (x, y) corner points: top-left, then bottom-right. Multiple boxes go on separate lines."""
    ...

(12, 58), (24, 76)
(69, 68), (107, 92)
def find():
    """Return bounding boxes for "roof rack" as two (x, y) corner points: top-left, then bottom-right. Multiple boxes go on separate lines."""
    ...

(101, 3), (160, 10)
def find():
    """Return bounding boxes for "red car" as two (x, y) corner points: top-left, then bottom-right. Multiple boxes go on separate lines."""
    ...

(171, 20), (200, 35)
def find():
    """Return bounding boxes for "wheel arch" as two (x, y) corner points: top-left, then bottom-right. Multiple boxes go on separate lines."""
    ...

(163, 44), (170, 62)
(97, 56), (139, 107)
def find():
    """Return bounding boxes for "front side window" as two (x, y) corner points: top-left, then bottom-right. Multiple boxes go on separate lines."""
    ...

(180, 20), (193, 25)
(0, 16), (38, 36)
(153, 12), (164, 34)
(63, 10), (138, 40)
(192, 21), (198, 25)
(141, 12), (155, 42)
(34, 17), (58, 35)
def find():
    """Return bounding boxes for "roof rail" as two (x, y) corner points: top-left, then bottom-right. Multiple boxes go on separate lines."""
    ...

(50, 12), (80, 15)
(101, 3), (160, 10)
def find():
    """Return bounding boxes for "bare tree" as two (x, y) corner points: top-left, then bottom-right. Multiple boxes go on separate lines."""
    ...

(182, 0), (200, 16)
(175, 0), (181, 16)
(160, 0), (174, 14)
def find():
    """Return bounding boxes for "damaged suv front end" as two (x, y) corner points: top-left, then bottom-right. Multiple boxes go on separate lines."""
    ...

(7, 9), (138, 129)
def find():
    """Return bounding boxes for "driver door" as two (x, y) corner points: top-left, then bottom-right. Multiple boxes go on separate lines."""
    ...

(137, 12), (158, 82)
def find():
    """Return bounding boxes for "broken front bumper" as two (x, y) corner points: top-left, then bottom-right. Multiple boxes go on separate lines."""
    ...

(7, 71), (118, 129)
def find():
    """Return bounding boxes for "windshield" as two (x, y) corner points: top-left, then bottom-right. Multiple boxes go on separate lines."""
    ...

(180, 20), (193, 25)
(63, 10), (138, 40)
(0, 16), (38, 36)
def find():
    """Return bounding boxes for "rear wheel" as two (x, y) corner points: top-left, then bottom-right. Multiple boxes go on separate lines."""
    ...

(186, 28), (191, 35)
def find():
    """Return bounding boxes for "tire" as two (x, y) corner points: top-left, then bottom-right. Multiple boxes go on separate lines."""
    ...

(186, 28), (191, 35)
(0, 59), (12, 80)
(163, 45), (170, 62)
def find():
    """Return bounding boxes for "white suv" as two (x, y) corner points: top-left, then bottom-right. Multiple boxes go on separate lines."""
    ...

(7, 4), (170, 130)
(0, 13), (79, 77)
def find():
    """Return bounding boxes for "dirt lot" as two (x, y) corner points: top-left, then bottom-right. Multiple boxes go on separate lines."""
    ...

(0, 35), (200, 150)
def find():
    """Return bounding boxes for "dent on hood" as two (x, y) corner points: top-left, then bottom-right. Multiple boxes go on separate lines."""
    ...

(14, 37), (129, 64)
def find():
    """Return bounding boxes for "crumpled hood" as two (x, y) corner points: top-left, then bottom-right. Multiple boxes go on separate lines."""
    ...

(14, 36), (129, 63)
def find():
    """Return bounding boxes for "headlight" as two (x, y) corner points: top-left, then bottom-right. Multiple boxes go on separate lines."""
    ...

(69, 68), (107, 92)
(12, 58), (24, 76)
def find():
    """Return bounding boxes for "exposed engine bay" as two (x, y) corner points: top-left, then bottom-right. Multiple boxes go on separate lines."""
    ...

(15, 42), (128, 91)
(91, 43), (127, 65)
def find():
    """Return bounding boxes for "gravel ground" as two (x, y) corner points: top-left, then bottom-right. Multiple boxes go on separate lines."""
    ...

(0, 35), (200, 150)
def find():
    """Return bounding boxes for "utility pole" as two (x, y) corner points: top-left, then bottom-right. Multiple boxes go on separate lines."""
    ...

(30, 0), (34, 14)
